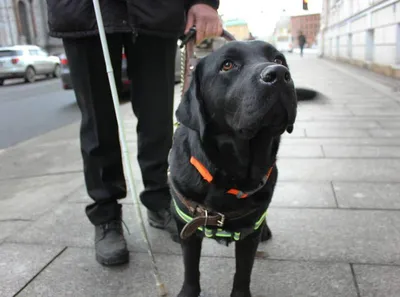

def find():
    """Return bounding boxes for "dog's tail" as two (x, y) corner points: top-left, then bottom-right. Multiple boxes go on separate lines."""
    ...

(295, 87), (318, 101)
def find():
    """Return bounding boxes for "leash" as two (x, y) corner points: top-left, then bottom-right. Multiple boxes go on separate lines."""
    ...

(179, 27), (235, 96)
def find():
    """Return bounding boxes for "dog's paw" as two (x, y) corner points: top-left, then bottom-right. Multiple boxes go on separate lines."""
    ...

(177, 284), (201, 297)
(260, 224), (272, 242)
(230, 290), (252, 297)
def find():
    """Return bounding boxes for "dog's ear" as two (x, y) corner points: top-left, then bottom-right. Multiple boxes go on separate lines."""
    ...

(176, 63), (207, 139)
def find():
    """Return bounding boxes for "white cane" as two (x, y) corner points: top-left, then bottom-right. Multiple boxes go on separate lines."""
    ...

(92, 1), (168, 296)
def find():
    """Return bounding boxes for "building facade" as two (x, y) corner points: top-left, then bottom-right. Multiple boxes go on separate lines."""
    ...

(224, 19), (251, 41)
(319, 0), (400, 78)
(291, 13), (321, 47)
(0, 0), (62, 51)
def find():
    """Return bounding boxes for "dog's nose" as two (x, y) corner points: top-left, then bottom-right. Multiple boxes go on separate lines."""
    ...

(260, 65), (291, 84)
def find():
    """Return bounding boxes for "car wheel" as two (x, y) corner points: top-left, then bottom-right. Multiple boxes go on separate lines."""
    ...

(53, 64), (61, 78)
(24, 67), (36, 83)
(0, 79), (4, 86)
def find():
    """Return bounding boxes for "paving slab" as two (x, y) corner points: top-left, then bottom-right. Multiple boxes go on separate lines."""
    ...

(353, 264), (400, 297)
(0, 139), (82, 179)
(322, 145), (400, 158)
(16, 248), (157, 297)
(0, 243), (64, 297)
(260, 208), (400, 265)
(305, 128), (371, 138)
(333, 182), (400, 209)
(351, 110), (400, 116)
(17, 248), (358, 297)
(295, 120), (380, 129)
(277, 158), (400, 182)
(369, 129), (400, 138)
(345, 102), (400, 109)
(0, 173), (83, 221)
(270, 182), (337, 208)
(377, 120), (400, 128)
(0, 221), (30, 243)
(282, 137), (400, 146)
(277, 144), (324, 158)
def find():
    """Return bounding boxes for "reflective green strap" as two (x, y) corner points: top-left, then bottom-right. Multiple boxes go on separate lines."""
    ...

(172, 199), (267, 241)
(254, 210), (268, 230)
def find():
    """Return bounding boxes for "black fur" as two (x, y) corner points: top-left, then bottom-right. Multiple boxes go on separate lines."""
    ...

(169, 40), (298, 297)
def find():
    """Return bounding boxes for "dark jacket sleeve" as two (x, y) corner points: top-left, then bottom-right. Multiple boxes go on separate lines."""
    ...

(185, 0), (220, 11)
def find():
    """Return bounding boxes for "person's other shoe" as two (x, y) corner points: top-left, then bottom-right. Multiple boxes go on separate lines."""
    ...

(95, 219), (129, 266)
(147, 208), (180, 243)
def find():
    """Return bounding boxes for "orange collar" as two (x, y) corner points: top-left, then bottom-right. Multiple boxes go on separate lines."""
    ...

(190, 156), (275, 199)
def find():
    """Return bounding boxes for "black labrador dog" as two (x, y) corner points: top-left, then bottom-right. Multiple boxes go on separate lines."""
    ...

(168, 40), (297, 297)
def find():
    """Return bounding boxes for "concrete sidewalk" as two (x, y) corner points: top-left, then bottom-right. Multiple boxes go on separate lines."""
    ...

(1, 54), (400, 297)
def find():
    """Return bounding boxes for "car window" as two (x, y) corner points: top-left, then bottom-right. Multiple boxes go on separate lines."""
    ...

(0, 50), (23, 57)
(38, 50), (48, 57)
(29, 49), (40, 56)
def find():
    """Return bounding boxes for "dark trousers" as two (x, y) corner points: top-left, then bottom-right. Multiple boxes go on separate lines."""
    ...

(63, 34), (176, 225)
(300, 45), (304, 57)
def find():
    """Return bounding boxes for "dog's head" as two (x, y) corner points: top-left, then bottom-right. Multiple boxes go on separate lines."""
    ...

(176, 40), (297, 140)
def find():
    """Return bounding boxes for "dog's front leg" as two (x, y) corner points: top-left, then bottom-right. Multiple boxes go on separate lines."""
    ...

(177, 231), (203, 297)
(231, 231), (261, 297)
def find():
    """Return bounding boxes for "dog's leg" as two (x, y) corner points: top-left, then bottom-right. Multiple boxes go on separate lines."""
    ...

(177, 230), (203, 297)
(231, 231), (261, 297)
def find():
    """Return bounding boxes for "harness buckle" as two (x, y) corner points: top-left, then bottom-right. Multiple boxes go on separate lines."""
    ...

(217, 213), (225, 227)
(204, 210), (208, 226)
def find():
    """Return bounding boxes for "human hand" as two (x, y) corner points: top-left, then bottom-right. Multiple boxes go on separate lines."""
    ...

(185, 4), (223, 45)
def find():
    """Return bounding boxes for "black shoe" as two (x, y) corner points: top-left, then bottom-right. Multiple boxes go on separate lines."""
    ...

(147, 208), (180, 243)
(95, 219), (129, 266)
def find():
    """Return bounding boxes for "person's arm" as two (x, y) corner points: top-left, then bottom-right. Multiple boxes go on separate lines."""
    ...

(184, 0), (222, 44)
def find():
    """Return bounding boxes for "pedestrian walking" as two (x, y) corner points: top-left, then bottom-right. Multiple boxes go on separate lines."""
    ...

(298, 31), (306, 57)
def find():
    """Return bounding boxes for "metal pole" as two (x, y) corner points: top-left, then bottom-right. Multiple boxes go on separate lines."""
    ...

(91, 0), (167, 296)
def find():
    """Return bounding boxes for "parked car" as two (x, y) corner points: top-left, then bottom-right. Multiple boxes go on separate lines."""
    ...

(60, 47), (182, 95)
(0, 45), (61, 85)
(275, 35), (294, 53)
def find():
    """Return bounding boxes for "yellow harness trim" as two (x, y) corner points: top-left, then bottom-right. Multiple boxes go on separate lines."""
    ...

(173, 199), (267, 241)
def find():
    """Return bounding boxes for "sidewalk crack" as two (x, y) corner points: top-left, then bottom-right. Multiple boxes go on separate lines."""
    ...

(13, 246), (68, 297)
(330, 181), (339, 208)
(350, 263), (361, 297)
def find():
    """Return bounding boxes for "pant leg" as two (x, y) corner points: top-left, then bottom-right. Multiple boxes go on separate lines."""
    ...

(63, 35), (126, 225)
(124, 35), (177, 211)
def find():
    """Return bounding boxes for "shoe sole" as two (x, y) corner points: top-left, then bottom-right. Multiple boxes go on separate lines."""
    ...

(96, 251), (130, 266)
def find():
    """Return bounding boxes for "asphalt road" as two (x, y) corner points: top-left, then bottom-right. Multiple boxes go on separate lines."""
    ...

(0, 77), (80, 149)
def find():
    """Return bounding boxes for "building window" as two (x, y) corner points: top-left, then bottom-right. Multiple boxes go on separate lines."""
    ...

(336, 36), (340, 57)
(366, 29), (374, 62)
(348, 33), (352, 58)
(17, 0), (32, 44)
(396, 24), (400, 64)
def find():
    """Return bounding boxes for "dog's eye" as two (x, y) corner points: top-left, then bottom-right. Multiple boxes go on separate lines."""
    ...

(274, 58), (283, 65)
(221, 60), (235, 72)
